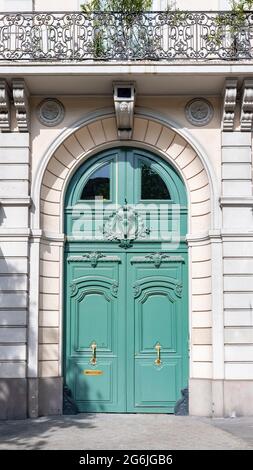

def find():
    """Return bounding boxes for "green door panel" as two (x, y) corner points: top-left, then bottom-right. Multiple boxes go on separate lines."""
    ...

(136, 292), (176, 352)
(134, 361), (180, 411)
(64, 147), (188, 413)
(74, 290), (112, 351)
(126, 253), (188, 413)
(72, 360), (120, 412)
(65, 253), (126, 412)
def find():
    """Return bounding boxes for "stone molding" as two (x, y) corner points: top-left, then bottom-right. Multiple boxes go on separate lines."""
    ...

(220, 197), (253, 207)
(0, 197), (31, 206)
(0, 79), (11, 131)
(40, 116), (212, 235)
(240, 79), (253, 132)
(12, 79), (30, 132)
(31, 106), (220, 231)
(113, 82), (136, 140)
(0, 228), (31, 236)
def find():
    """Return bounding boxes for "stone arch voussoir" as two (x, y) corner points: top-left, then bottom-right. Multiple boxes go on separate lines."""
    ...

(40, 115), (211, 236)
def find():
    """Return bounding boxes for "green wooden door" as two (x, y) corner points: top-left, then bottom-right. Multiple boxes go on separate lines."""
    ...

(65, 253), (126, 412)
(64, 148), (188, 413)
(127, 253), (188, 413)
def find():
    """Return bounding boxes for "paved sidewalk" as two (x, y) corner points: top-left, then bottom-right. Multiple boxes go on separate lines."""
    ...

(208, 417), (253, 448)
(0, 414), (252, 450)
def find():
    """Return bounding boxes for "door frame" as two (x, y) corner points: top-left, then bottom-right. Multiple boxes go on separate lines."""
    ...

(63, 146), (189, 413)
(35, 109), (218, 417)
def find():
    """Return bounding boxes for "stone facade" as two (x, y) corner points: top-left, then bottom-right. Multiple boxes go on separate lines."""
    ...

(0, 0), (253, 419)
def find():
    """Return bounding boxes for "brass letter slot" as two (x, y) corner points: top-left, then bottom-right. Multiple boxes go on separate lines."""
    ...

(84, 370), (103, 376)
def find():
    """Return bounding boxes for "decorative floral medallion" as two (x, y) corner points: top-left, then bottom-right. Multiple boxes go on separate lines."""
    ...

(185, 98), (213, 127)
(37, 98), (65, 127)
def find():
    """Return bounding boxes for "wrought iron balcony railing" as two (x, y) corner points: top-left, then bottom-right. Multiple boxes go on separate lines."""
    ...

(0, 11), (253, 62)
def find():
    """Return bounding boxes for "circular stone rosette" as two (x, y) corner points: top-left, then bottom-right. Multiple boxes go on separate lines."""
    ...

(37, 98), (65, 127)
(185, 98), (214, 127)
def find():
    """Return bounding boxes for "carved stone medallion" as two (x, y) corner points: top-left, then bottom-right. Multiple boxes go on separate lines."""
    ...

(37, 98), (65, 127)
(103, 202), (150, 249)
(185, 98), (213, 127)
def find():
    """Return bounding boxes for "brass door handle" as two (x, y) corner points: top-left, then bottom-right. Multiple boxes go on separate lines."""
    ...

(155, 342), (162, 366)
(90, 341), (97, 365)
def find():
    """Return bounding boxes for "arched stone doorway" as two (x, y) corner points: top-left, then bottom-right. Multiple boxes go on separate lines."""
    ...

(34, 112), (216, 416)
(64, 147), (188, 412)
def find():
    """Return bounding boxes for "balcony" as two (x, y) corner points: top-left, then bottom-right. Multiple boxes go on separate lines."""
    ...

(0, 10), (253, 63)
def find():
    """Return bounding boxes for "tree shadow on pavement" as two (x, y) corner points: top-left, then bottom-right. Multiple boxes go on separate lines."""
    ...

(0, 414), (96, 450)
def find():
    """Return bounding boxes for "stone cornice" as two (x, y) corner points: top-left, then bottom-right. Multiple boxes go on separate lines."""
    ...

(221, 230), (253, 238)
(220, 197), (253, 207)
(186, 232), (212, 244)
(40, 231), (65, 243)
(0, 197), (31, 206)
(0, 229), (31, 237)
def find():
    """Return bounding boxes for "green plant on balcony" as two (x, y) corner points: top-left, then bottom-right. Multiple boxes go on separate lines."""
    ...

(80, 0), (253, 60)
(81, 0), (153, 15)
(207, 0), (253, 56)
(81, 0), (152, 58)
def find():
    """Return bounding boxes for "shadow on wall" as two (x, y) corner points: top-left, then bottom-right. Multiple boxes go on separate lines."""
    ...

(0, 378), (28, 420)
(65, 364), (106, 415)
(0, 414), (96, 449)
(0, 206), (6, 226)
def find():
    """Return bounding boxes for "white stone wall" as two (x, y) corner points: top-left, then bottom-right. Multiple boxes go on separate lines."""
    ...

(0, 0), (32, 11)
(29, 96), (220, 413)
(34, 0), (81, 11)
(37, 112), (213, 385)
(221, 133), (253, 385)
(0, 0), (230, 12)
(39, 240), (61, 378)
(1, 83), (253, 417)
(0, 133), (30, 380)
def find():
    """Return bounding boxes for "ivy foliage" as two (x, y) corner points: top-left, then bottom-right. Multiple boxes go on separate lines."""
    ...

(211, 1), (253, 43)
(230, 0), (253, 12)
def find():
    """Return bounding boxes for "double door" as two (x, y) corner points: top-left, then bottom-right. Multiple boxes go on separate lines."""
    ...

(64, 147), (188, 413)
(65, 250), (188, 413)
